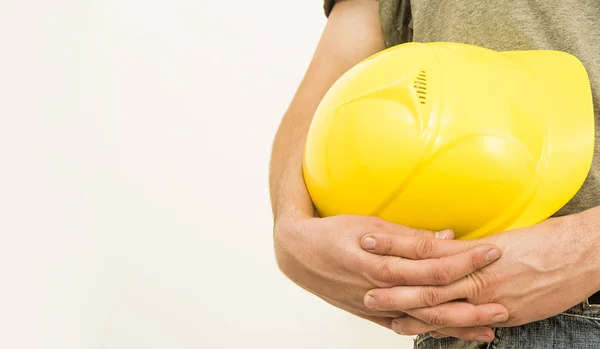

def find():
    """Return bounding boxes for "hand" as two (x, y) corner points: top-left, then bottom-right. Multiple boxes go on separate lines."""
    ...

(273, 214), (507, 337)
(268, 0), (505, 342)
(363, 213), (600, 340)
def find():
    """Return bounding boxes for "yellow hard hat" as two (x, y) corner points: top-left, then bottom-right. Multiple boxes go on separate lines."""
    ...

(303, 42), (594, 239)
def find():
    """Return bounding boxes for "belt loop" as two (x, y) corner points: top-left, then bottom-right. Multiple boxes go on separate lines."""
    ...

(585, 292), (600, 308)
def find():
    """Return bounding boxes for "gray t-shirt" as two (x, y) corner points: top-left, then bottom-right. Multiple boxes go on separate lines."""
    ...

(323, 0), (600, 216)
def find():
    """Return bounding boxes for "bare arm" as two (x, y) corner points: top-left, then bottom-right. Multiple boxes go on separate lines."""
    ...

(267, 1), (507, 341)
(268, 0), (385, 223)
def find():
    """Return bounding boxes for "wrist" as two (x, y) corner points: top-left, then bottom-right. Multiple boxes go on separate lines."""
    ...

(569, 209), (600, 292)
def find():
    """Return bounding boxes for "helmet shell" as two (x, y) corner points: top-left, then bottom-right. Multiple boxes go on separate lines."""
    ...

(302, 42), (594, 239)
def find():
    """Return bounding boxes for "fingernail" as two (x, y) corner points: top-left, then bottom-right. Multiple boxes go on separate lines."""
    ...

(429, 331), (442, 338)
(365, 295), (377, 309)
(435, 230), (454, 239)
(486, 248), (500, 262)
(362, 236), (377, 250)
(476, 335), (491, 342)
(491, 314), (507, 323)
(392, 320), (403, 334)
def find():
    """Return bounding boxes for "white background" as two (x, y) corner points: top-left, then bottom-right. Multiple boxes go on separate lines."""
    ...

(0, 1), (413, 348)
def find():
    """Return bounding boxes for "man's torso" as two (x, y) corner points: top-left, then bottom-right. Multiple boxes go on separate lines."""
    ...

(376, 0), (600, 216)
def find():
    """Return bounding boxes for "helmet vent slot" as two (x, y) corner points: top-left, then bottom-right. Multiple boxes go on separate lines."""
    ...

(414, 70), (427, 105)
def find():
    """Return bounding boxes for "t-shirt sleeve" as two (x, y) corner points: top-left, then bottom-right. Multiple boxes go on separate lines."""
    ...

(323, 0), (335, 17)
(322, 0), (412, 47)
(380, 0), (413, 46)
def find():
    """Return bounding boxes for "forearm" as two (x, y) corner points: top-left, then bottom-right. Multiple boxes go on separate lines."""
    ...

(570, 206), (600, 290)
(269, 0), (386, 223)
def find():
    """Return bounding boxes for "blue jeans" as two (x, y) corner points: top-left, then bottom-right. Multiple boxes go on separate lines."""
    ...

(414, 302), (600, 348)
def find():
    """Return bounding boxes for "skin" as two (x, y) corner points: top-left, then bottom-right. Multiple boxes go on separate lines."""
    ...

(269, 0), (600, 343)
(363, 208), (600, 339)
(270, 0), (506, 342)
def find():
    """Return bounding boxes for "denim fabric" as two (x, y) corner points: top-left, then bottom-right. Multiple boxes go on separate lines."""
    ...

(414, 303), (600, 348)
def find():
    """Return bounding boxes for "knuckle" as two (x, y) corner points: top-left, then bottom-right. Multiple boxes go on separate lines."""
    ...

(420, 287), (441, 307)
(474, 309), (482, 326)
(470, 253), (482, 271)
(470, 250), (488, 271)
(425, 311), (446, 326)
(374, 261), (394, 286)
(385, 295), (396, 310)
(467, 273), (495, 301)
(368, 217), (386, 230)
(408, 227), (425, 237)
(415, 237), (435, 259)
(380, 237), (395, 255)
(433, 265), (454, 285)
(346, 250), (367, 271)
(373, 260), (406, 287)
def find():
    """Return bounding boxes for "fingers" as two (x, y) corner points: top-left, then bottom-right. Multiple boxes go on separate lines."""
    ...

(360, 233), (496, 260)
(387, 225), (454, 240)
(391, 315), (496, 342)
(362, 217), (456, 240)
(365, 243), (500, 288)
(428, 331), (449, 339)
(387, 302), (506, 343)
(369, 314), (495, 343)
(351, 312), (394, 330)
(319, 294), (407, 320)
(407, 302), (508, 328)
(365, 283), (462, 310)
(365, 218), (438, 238)
(433, 327), (496, 342)
(389, 244), (498, 287)
(390, 302), (504, 343)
